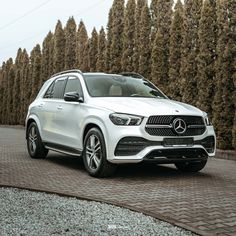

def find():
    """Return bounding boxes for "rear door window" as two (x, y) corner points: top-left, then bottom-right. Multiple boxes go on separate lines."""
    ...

(52, 77), (67, 99)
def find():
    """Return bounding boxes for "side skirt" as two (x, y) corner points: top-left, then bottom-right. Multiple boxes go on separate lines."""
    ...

(44, 142), (82, 157)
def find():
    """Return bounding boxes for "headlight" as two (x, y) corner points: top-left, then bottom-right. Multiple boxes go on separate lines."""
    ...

(109, 113), (143, 126)
(204, 115), (212, 126)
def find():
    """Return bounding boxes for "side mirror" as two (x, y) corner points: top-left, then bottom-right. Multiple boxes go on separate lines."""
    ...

(64, 92), (83, 103)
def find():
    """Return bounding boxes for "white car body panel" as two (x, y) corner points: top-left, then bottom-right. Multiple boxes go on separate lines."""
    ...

(87, 97), (204, 117)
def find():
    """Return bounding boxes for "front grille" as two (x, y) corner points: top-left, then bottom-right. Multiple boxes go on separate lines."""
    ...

(146, 127), (206, 136)
(146, 115), (206, 136)
(147, 115), (204, 125)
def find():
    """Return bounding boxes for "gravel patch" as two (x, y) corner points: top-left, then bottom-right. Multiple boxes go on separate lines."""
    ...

(0, 188), (194, 236)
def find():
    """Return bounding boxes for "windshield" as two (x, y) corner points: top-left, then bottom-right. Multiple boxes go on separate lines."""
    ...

(83, 75), (167, 98)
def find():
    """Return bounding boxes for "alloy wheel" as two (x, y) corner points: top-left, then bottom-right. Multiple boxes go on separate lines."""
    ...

(28, 126), (37, 154)
(85, 134), (101, 170)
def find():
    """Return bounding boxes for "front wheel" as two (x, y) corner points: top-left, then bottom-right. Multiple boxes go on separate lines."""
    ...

(175, 160), (207, 172)
(83, 128), (116, 177)
(27, 122), (48, 159)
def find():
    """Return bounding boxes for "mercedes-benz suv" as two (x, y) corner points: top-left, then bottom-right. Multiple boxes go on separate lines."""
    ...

(26, 70), (216, 177)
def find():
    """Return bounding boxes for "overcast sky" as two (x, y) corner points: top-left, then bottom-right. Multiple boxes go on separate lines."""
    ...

(0, 0), (114, 63)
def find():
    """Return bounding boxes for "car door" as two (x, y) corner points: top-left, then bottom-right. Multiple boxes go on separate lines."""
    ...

(59, 76), (84, 149)
(36, 80), (54, 141)
(41, 76), (67, 144)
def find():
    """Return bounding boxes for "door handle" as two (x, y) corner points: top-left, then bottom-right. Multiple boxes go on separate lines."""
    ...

(38, 103), (44, 108)
(57, 105), (63, 110)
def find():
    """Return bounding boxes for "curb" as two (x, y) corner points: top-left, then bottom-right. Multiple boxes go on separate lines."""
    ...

(0, 125), (25, 130)
(215, 149), (236, 161)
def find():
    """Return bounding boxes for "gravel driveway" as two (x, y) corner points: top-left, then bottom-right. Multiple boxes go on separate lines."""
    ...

(0, 188), (193, 236)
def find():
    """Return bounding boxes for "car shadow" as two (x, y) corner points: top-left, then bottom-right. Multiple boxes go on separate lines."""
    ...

(45, 151), (211, 180)
(46, 152), (84, 171)
(114, 163), (211, 180)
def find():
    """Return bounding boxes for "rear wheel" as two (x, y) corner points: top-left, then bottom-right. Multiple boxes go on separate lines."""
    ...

(27, 122), (48, 159)
(175, 160), (207, 172)
(83, 128), (116, 177)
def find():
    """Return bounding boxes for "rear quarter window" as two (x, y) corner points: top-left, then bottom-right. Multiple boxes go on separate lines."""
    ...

(43, 81), (55, 98)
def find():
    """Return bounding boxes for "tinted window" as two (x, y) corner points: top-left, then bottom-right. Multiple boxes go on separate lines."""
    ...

(64, 76), (83, 96)
(83, 75), (166, 98)
(53, 77), (67, 99)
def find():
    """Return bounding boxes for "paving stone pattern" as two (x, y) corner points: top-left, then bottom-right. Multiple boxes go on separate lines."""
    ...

(0, 127), (236, 236)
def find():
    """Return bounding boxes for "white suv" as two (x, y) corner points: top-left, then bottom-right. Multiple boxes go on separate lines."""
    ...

(26, 70), (216, 177)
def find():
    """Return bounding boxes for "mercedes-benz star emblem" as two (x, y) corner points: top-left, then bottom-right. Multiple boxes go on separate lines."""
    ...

(173, 118), (187, 134)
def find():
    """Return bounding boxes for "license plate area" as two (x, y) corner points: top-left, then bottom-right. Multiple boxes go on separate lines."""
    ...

(163, 138), (194, 147)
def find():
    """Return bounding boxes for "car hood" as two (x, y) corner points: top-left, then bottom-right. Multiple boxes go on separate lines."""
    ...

(88, 97), (205, 117)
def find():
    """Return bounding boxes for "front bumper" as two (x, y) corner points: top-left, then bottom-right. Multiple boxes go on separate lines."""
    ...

(105, 122), (216, 164)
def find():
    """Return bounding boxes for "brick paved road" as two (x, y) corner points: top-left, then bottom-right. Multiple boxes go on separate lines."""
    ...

(0, 127), (236, 236)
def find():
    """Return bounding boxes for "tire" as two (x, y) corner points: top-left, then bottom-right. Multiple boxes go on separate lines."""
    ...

(175, 160), (207, 172)
(83, 128), (116, 177)
(27, 122), (48, 159)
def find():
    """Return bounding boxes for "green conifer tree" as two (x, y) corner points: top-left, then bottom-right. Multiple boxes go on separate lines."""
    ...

(229, 0), (236, 150)
(180, 0), (202, 104)
(150, 0), (173, 85)
(109, 0), (125, 73)
(6, 61), (15, 124)
(169, 0), (184, 101)
(196, 0), (217, 119)
(151, 30), (166, 91)
(20, 49), (30, 125)
(0, 60), (11, 124)
(13, 48), (23, 124)
(64, 17), (77, 70)
(76, 20), (89, 71)
(27, 50), (34, 105)
(0, 65), (4, 124)
(53, 20), (65, 73)
(41, 31), (53, 83)
(133, 0), (145, 73)
(150, 0), (158, 38)
(122, 0), (136, 72)
(96, 27), (106, 71)
(49, 34), (54, 75)
(213, 0), (236, 149)
(89, 28), (98, 72)
(138, 1), (151, 78)
(30, 45), (42, 102)
(233, 61), (236, 149)
(105, 8), (113, 72)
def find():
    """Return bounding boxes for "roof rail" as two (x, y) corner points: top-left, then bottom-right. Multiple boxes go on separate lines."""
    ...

(119, 72), (145, 79)
(51, 69), (83, 78)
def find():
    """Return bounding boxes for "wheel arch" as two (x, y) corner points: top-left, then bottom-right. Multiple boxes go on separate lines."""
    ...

(26, 115), (42, 139)
(83, 123), (104, 144)
(81, 117), (109, 149)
